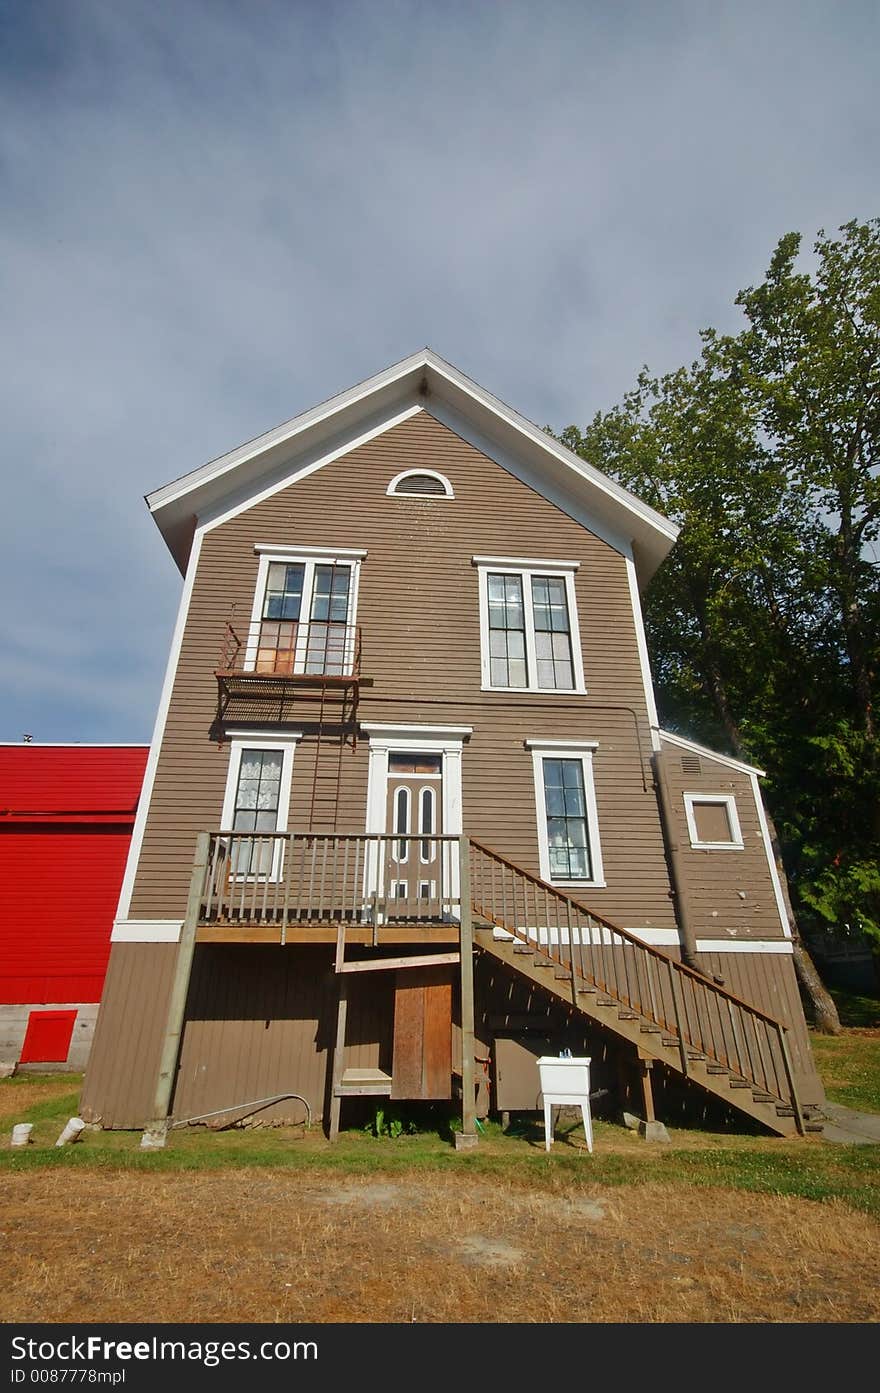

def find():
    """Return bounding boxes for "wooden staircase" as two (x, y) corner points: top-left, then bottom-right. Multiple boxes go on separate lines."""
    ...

(468, 839), (817, 1137)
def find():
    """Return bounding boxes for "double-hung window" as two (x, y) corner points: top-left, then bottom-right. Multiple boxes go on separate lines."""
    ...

(245, 546), (365, 677)
(527, 740), (604, 887)
(475, 557), (585, 693)
(220, 735), (299, 879)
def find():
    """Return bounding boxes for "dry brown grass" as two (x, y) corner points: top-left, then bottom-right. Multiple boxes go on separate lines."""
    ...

(0, 1077), (76, 1123)
(1, 1169), (877, 1324)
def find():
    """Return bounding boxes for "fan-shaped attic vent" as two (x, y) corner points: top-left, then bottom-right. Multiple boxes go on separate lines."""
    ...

(386, 469), (454, 498)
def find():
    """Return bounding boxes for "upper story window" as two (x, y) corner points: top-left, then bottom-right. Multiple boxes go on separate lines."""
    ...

(245, 546), (365, 677)
(474, 556), (586, 693)
(386, 469), (454, 498)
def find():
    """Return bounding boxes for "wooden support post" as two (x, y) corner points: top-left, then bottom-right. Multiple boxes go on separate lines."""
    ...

(141, 831), (210, 1148)
(639, 1057), (656, 1124)
(328, 976), (348, 1143)
(457, 835), (477, 1144)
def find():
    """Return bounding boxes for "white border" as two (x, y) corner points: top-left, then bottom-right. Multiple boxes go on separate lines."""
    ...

(625, 553), (661, 749)
(749, 770), (792, 937)
(364, 725), (470, 905)
(115, 530), (205, 922)
(243, 550), (362, 673)
(219, 734), (301, 881)
(527, 739), (605, 888)
(659, 729), (765, 777)
(475, 562), (587, 694)
(471, 554), (580, 571)
(489, 924), (792, 954)
(683, 792), (744, 851)
(111, 920), (183, 943)
(386, 468), (454, 498)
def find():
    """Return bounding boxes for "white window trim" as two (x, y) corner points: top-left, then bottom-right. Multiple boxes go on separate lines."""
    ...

(243, 547), (363, 673)
(386, 468), (454, 498)
(683, 792), (744, 851)
(220, 734), (301, 880)
(474, 561), (586, 694)
(527, 739), (605, 888)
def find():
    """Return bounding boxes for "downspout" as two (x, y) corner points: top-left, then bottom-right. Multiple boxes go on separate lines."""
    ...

(652, 747), (704, 976)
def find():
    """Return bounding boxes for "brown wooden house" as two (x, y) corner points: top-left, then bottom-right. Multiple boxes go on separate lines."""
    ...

(81, 351), (825, 1141)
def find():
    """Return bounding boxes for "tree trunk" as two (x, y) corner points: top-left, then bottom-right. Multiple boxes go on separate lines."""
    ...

(765, 812), (842, 1035)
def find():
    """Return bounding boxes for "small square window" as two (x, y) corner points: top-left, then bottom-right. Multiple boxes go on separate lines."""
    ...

(683, 793), (744, 850)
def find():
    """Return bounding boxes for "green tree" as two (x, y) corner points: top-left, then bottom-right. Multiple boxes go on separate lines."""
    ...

(559, 219), (880, 1030)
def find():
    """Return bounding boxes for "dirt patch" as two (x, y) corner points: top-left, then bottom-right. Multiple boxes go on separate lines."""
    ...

(1, 1169), (878, 1323)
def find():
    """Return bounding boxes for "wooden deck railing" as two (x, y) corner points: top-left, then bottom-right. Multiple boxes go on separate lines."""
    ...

(193, 830), (802, 1128)
(468, 838), (803, 1126)
(200, 831), (461, 929)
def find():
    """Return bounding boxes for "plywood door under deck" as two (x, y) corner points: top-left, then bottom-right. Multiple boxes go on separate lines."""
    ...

(391, 967), (453, 1099)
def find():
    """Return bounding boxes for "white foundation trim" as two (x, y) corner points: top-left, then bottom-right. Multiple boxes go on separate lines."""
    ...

(111, 920), (183, 943)
(490, 925), (792, 953)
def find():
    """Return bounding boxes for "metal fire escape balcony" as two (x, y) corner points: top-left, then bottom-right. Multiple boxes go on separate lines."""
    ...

(214, 617), (370, 727)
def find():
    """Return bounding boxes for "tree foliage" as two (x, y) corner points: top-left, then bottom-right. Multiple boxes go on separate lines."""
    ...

(560, 219), (880, 950)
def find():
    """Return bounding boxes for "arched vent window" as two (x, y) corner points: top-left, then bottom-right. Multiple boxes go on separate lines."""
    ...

(386, 469), (454, 499)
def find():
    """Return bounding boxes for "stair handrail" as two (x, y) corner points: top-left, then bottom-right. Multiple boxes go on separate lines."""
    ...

(468, 836), (803, 1130)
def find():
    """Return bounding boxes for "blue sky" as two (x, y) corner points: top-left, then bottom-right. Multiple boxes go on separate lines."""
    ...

(2, 0), (877, 743)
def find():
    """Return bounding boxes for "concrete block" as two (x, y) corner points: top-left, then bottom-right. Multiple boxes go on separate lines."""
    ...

(639, 1120), (671, 1143)
(454, 1131), (479, 1152)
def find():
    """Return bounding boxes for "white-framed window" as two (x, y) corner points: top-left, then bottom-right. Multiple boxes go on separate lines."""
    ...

(386, 469), (454, 498)
(683, 793), (744, 851)
(219, 734), (300, 879)
(474, 556), (586, 693)
(527, 739), (604, 887)
(243, 546), (365, 676)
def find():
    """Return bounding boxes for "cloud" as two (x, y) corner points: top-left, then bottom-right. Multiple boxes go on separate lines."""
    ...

(1, 0), (877, 739)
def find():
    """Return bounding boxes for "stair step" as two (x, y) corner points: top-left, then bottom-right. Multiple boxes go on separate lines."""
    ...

(661, 1037), (678, 1047)
(687, 1051), (706, 1060)
(513, 945), (534, 955)
(775, 1106), (795, 1117)
(640, 1026), (662, 1034)
(728, 1080), (751, 1088)
(597, 998), (616, 1007)
(576, 986), (597, 995)
(554, 972), (572, 981)
(752, 1092), (775, 1103)
(618, 1011), (639, 1020)
(805, 1122), (824, 1133)
(705, 1065), (728, 1075)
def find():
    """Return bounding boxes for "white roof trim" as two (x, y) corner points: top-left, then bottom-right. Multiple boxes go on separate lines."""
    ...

(145, 350), (679, 582)
(659, 729), (765, 777)
(254, 544), (368, 559)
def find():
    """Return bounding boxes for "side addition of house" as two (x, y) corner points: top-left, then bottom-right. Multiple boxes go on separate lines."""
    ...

(80, 351), (825, 1140)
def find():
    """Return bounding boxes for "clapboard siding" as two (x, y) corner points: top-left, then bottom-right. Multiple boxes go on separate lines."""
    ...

(129, 409), (674, 930)
(658, 738), (785, 942)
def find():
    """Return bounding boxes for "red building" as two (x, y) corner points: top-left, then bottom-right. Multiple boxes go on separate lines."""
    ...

(0, 744), (147, 1071)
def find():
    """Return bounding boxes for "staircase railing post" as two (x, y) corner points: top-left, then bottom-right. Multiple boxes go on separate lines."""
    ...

(141, 830), (211, 1148)
(777, 1025), (805, 1135)
(457, 835), (477, 1146)
(668, 959), (690, 1078)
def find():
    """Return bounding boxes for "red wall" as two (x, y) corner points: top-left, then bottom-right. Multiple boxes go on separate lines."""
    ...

(0, 746), (148, 1005)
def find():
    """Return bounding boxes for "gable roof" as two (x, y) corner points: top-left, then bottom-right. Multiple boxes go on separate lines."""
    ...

(146, 349), (679, 584)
